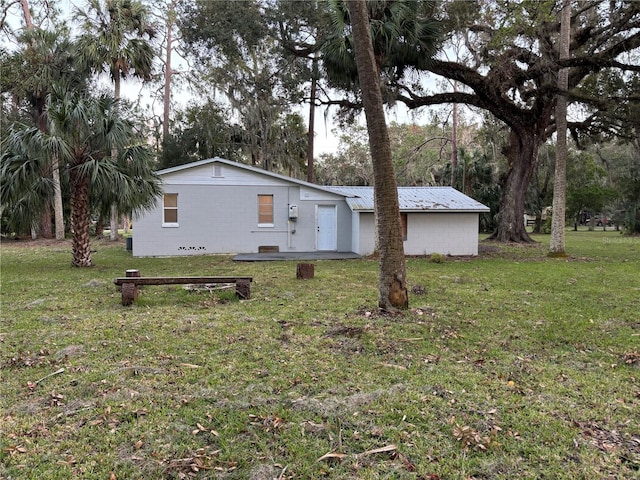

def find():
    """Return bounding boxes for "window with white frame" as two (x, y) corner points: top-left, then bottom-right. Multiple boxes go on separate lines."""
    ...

(163, 193), (178, 226)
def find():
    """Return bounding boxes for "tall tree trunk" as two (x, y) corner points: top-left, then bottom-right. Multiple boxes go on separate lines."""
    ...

(40, 199), (53, 238)
(22, 3), (60, 240)
(307, 52), (319, 183)
(20, 0), (33, 28)
(36, 102), (54, 238)
(52, 154), (65, 240)
(110, 205), (120, 240)
(450, 82), (458, 187)
(347, 0), (408, 312)
(163, 9), (174, 142)
(489, 130), (539, 243)
(463, 161), (473, 197)
(550, 0), (571, 256)
(110, 75), (121, 240)
(70, 168), (92, 267)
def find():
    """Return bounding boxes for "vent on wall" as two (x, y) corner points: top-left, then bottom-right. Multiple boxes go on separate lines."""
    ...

(213, 164), (223, 177)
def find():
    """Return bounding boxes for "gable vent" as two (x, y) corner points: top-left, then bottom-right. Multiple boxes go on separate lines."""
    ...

(213, 164), (223, 177)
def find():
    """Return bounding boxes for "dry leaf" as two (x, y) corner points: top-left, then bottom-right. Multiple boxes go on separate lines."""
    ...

(624, 351), (640, 364)
(379, 363), (407, 370)
(179, 363), (201, 369)
(317, 445), (398, 462)
(3, 445), (27, 456)
(316, 451), (347, 462)
(357, 444), (397, 457)
(452, 424), (491, 450)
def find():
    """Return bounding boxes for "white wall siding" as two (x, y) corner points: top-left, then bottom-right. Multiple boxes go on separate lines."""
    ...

(133, 183), (353, 257)
(357, 213), (376, 256)
(405, 213), (479, 256)
(353, 212), (480, 256)
(162, 163), (298, 187)
(135, 185), (292, 256)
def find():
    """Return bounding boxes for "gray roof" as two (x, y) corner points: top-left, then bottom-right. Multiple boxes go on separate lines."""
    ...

(326, 186), (490, 212)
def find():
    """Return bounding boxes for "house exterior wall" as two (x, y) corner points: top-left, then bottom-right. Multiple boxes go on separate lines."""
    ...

(132, 163), (350, 257)
(354, 212), (480, 256)
(356, 212), (377, 255)
(405, 212), (480, 256)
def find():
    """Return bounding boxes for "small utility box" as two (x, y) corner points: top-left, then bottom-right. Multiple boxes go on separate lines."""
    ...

(296, 263), (314, 280)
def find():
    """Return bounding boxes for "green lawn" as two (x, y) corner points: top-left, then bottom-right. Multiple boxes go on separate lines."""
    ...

(1, 231), (638, 479)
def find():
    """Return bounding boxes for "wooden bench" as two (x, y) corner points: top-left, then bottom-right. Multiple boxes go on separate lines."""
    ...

(114, 270), (252, 306)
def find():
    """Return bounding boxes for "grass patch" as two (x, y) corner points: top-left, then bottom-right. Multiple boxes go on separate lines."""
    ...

(1, 231), (639, 479)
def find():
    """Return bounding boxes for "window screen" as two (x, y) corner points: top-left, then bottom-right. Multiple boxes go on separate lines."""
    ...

(401, 213), (408, 241)
(163, 193), (178, 224)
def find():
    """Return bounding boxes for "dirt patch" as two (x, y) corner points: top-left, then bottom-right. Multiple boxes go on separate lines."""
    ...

(325, 325), (365, 338)
(1, 237), (125, 249)
(1, 237), (71, 248)
(290, 384), (408, 416)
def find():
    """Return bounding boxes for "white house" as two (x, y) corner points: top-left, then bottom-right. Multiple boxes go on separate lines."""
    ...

(132, 158), (489, 257)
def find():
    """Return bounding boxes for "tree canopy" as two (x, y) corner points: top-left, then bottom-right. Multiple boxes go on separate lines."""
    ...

(388, 0), (640, 241)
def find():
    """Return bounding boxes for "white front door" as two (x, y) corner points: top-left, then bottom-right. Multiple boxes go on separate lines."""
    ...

(317, 205), (337, 251)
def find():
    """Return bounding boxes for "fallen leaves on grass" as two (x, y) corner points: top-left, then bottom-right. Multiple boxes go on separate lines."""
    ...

(379, 362), (407, 370)
(163, 447), (234, 477)
(623, 351), (640, 365)
(249, 413), (286, 433)
(192, 422), (219, 437)
(3, 444), (27, 456)
(316, 444), (397, 462)
(576, 420), (640, 457)
(179, 363), (202, 369)
(3, 349), (52, 368)
(47, 391), (65, 407)
(452, 424), (492, 451)
(423, 354), (441, 364)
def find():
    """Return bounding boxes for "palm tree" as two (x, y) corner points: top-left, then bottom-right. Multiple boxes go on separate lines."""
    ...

(1, 27), (83, 239)
(75, 0), (156, 240)
(323, 0), (440, 91)
(346, 0), (408, 311)
(319, 0), (441, 311)
(2, 89), (161, 267)
(0, 125), (55, 237)
(76, 0), (155, 100)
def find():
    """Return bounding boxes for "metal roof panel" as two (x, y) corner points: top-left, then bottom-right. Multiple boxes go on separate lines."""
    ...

(326, 186), (489, 212)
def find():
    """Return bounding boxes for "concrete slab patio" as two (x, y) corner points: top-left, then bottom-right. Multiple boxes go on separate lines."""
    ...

(233, 251), (361, 262)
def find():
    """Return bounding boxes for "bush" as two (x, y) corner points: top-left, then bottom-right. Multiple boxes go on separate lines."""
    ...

(622, 207), (640, 235)
(429, 253), (447, 263)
